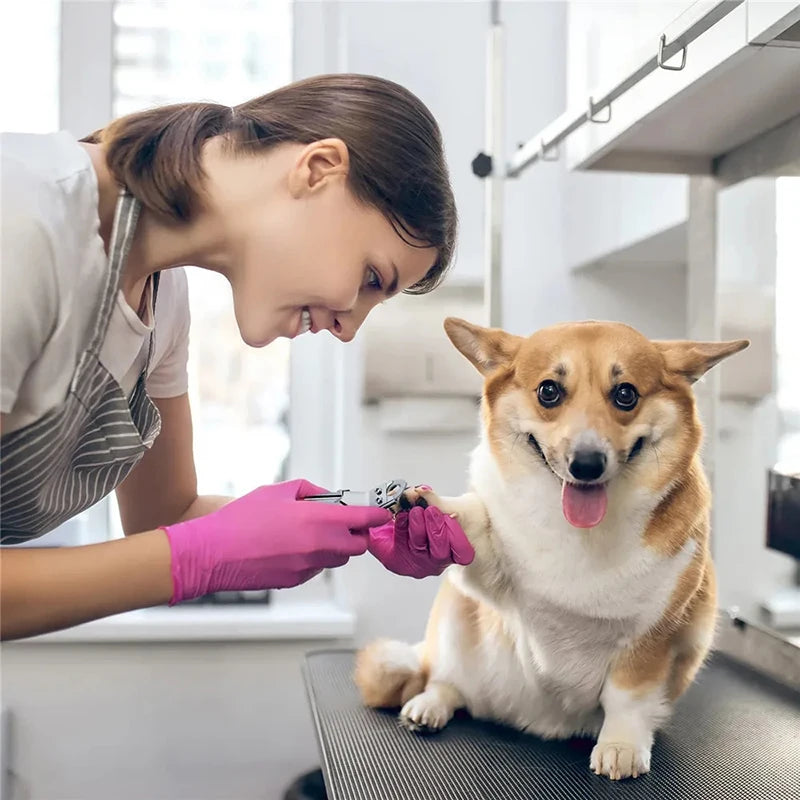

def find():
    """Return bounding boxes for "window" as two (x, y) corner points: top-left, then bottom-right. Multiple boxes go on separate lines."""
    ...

(112, 0), (294, 502)
(113, 0), (292, 115)
(1, 0), (73, 547)
(0, 0), (60, 133)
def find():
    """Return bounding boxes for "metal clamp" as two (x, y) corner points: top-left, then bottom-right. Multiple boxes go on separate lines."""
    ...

(539, 139), (559, 162)
(304, 479), (409, 515)
(587, 96), (611, 124)
(657, 33), (687, 71)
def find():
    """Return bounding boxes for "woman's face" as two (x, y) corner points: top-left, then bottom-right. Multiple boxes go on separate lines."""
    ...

(206, 138), (438, 347)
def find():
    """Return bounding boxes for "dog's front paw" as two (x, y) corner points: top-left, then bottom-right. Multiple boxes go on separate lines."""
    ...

(590, 740), (651, 780)
(401, 486), (465, 521)
(401, 486), (440, 512)
(399, 691), (454, 735)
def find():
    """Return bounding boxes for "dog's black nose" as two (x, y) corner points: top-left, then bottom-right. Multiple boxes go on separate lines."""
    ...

(569, 450), (607, 482)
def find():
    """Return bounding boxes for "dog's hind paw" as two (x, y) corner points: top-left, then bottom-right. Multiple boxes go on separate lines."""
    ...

(590, 740), (651, 780)
(399, 690), (455, 735)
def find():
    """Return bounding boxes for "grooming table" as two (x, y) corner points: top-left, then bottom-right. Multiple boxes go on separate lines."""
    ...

(303, 649), (800, 800)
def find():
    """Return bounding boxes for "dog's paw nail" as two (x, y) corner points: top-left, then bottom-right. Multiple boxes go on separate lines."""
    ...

(590, 741), (650, 781)
(399, 718), (437, 736)
(401, 487), (430, 510)
(400, 693), (452, 734)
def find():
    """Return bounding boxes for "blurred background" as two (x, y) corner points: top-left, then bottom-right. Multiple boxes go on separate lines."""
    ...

(1, 1), (799, 798)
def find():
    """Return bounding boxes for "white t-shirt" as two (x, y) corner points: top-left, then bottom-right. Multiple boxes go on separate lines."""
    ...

(1, 131), (190, 435)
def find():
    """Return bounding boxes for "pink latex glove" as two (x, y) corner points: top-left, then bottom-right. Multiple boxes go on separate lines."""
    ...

(368, 505), (475, 579)
(163, 479), (391, 604)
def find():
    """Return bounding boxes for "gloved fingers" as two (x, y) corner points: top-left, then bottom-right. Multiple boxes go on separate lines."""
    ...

(293, 567), (324, 586)
(323, 552), (351, 569)
(392, 511), (410, 550)
(319, 503), (392, 530)
(291, 479), (332, 499)
(424, 506), (450, 562)
(339, 530), (369, 557)
(446, 515), (475, 565)
(408, 506), (430, 553)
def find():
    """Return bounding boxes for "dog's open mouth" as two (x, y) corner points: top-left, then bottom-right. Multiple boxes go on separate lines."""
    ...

(528, 433), (609, 529)
(561, 481), (608, 529)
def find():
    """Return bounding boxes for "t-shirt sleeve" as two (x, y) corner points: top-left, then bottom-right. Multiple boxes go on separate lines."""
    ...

(146, 267), (191, 398)
(1, 212), (59, 413)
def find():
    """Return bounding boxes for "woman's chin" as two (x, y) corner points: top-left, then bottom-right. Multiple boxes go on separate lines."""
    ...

(239, 327), (278, 348)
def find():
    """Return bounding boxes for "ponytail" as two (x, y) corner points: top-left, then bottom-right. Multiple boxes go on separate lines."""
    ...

(82, 103), (234, 221)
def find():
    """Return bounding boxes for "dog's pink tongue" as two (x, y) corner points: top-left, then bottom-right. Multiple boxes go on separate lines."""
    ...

(562, 482), (608, 528)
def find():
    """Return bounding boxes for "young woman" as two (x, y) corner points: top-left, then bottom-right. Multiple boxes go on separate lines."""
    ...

(0, 74), (473, 641)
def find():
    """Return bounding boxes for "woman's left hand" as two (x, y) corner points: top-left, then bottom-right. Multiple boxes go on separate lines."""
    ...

(367, 506), (474, 579)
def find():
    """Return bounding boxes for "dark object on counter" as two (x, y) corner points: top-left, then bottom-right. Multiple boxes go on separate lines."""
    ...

(283, 768), (327, 800)
(767, 467), (800, 560)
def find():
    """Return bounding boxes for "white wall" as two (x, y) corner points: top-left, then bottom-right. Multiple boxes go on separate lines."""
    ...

(563, 1), (689, 272)
(333, 0), (488, 285)
(1, 640), (343, 800)
(713, 178), (795, 613)
(500, 0), (687, 337)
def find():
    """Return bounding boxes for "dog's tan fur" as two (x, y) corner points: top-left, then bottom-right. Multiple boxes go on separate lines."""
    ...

(356, 319), (747, 780)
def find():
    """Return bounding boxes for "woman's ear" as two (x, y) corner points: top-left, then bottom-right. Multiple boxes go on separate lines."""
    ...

(288, 138), (350, 197)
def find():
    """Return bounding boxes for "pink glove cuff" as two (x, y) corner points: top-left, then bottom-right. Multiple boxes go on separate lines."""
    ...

(164, 521), (218, 605)
(164, 526), (184, 606)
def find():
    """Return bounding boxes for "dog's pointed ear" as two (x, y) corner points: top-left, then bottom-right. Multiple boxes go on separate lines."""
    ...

(444, 317), (521, 376)
(654, 339), (750, 383)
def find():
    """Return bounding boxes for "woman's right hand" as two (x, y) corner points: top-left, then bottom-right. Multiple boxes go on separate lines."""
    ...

(163, 479), (392, 603)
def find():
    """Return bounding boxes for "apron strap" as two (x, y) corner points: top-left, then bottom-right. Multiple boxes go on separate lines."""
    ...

(141, 270), (161, 374)
(87, 189), (141, 355)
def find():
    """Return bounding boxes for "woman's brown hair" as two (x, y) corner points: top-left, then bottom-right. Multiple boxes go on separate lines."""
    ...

(83, 74), (457, 293)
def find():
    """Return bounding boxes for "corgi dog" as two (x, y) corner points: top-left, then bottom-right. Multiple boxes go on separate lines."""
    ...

(355, 318), (749, 781)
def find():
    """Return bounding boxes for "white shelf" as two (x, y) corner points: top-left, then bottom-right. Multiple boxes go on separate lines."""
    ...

(571, 221), (688, 274)
(566, 2), (800, 176)
(16, 601), (356, 644)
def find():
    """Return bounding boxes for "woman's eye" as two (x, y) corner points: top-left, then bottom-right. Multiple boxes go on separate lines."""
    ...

(365, 267), (383, 291)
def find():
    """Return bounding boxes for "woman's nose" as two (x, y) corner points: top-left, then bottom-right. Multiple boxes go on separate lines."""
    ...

(331, 297), (377, 343)
(332, 319), (356, 343)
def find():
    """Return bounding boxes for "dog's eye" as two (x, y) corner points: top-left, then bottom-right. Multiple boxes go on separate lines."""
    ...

(612, 383), (639, 410)
(537, 380), (563, 408)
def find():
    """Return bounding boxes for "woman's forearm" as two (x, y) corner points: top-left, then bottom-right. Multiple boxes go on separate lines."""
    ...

(176, 494), (233, 522)
(0, 530), (173, 641)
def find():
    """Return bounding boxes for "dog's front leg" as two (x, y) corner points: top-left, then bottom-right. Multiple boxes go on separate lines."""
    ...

(402, 487), (497, 583)
(591, 638), (672, 780)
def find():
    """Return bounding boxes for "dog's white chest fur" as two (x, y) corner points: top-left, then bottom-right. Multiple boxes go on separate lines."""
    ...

(439, 442), (695, 739)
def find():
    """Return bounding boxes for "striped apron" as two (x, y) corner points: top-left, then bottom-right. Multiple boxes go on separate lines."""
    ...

(0, 191), (162, 544)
